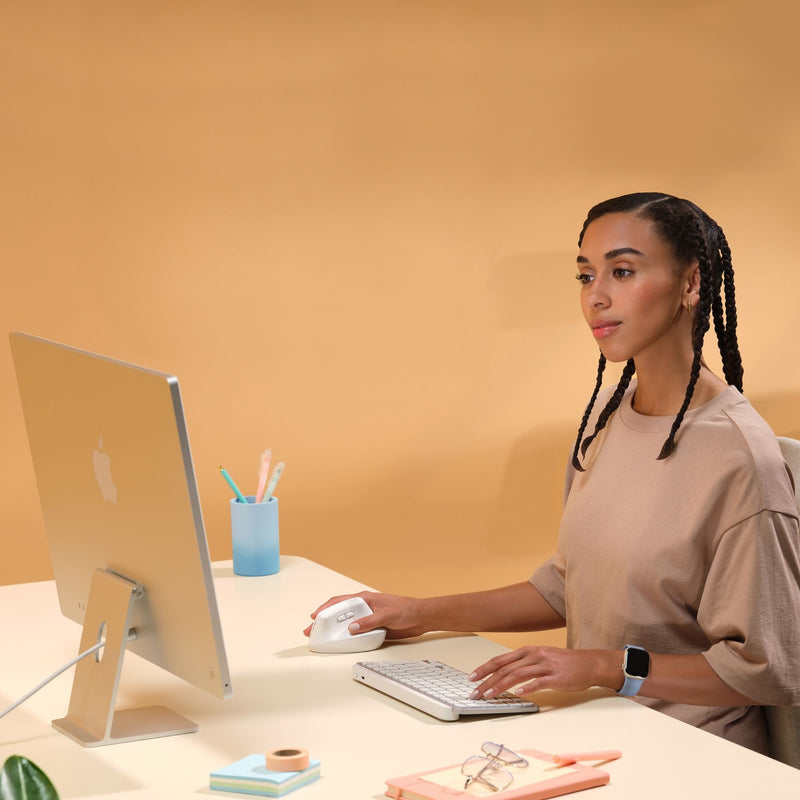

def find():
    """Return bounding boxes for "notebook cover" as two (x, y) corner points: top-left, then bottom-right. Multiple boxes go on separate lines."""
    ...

(384, 749), (609, 800)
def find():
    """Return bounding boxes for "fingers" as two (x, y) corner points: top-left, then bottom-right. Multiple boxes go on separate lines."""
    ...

(347, 612), (380, 634)
(309, 594), (359, 619)
(305, 591), (425, 639)
(470, 649), (526, 681)
(346, 597), (412, 637)
(303, 592), (369, 637)
(468, 646), (551, 699)
(470, 671), (543, 700)
(469, 646), (603, 698)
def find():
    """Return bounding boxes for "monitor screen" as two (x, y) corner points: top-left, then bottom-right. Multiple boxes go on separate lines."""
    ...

(9, 332), (232, 746)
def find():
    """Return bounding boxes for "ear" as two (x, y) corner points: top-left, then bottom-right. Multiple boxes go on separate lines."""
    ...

(683, 259), (701, 308)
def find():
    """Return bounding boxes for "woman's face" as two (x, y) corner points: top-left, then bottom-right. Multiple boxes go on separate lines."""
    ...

(576, 212), (697, 365)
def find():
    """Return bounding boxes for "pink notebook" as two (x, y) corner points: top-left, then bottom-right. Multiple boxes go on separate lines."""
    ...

(385, 749), (610, 800)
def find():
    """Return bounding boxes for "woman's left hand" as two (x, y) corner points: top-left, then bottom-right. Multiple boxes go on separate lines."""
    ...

(468, 645), (622, 699)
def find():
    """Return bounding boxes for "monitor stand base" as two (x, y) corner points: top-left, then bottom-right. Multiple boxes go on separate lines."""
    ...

(52, 568), (198, 747)
(54, 704), (197, 747)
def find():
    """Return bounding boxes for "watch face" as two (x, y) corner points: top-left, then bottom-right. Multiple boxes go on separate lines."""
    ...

(625, 647), (650, 678)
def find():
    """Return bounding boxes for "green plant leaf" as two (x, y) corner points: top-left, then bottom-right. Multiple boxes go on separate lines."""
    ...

(0, 756), (59, 800)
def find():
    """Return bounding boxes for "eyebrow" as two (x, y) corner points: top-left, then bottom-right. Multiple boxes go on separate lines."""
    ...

(576, 247), (645, 264)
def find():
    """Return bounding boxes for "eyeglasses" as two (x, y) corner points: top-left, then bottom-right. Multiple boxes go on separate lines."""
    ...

(461, 742), (529, 792)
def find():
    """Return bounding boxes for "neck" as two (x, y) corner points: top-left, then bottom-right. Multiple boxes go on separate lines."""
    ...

(632, 358), (728, 416)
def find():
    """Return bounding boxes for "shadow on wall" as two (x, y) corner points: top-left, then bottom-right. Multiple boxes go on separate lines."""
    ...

(484, 423), (574, 651)
(490, 423), (573, 553)
(289, 422), (575, 614)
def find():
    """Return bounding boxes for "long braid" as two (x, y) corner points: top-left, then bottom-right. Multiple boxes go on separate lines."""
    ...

(657, 213), (713, 458)
(709, 239), (726, 369)
(571, 354), (606, 471)
(580, 359), (636, 457)
(717, 228), (743, 390)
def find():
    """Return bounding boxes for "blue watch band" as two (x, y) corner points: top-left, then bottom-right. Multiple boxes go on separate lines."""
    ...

(619, 673), (645, 697)
(618, 644), (650, 697)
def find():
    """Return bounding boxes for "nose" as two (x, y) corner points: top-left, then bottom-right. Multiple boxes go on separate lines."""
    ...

(584, 274), (611, 310)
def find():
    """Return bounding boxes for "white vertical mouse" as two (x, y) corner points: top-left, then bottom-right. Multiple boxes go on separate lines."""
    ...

(308, 597), (387, 653)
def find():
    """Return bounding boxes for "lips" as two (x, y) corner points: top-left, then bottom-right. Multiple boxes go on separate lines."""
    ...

(591, 320), (621, 339)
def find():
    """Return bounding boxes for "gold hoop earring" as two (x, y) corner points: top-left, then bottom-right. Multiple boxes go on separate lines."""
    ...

(686, 300), (693, 312)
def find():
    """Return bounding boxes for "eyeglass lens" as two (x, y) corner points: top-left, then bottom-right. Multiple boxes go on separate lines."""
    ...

(462, 756), (514, 792)
(481, 742), (528, 768)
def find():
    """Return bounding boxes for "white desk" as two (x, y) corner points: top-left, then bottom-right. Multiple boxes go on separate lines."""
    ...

(1, 556), (799, 798)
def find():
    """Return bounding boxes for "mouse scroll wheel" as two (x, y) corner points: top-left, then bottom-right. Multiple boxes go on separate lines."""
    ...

(336, 611), (356, 623)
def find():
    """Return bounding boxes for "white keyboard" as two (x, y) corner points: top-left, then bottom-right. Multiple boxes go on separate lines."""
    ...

(353, 659), (539, 721)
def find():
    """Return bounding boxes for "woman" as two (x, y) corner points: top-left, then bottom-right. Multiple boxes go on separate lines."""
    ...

(306, 193), (800, 753)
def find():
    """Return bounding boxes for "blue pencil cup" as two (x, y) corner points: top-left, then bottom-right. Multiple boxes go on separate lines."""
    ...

(230, 496), (280, 576)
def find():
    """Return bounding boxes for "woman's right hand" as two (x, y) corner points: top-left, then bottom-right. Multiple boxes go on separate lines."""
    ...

(303, 591), (428, 640)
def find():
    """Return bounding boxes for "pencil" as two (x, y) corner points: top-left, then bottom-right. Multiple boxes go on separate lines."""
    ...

(552, 750), (621, 765)
(262, 461), (284, 502)
(218, 465), (249, 503)
(255, 449), (272, 504)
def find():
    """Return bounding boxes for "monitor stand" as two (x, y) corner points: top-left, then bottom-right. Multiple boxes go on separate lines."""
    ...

(52, 568), (198, 747)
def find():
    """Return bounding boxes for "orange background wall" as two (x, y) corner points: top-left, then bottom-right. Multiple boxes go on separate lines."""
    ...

(2, 1), (799, 651)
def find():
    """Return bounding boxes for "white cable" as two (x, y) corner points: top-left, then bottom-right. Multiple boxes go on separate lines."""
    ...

(0, 640), (105, 720)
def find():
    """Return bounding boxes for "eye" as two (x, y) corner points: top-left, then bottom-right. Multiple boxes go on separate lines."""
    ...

(612, 267), (634, 278)
(575, 273), (594, 285)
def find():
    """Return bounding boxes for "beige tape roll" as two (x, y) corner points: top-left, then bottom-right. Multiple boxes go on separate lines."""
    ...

(266, 747), (310, 772)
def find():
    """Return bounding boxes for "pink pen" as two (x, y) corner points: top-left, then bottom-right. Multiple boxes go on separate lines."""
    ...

(552, 750), (621, 765)
(255, 449), (272, 504)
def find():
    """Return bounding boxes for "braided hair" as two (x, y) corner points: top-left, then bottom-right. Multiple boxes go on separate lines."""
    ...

(571, 193), (743, 471)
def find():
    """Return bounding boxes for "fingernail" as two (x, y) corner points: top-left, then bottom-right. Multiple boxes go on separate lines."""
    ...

(512, 687), (524, 695)
(469, 689), (479, 699)
(483, 688), (495, 698)
(348, 622), (360, 632)
(468, 672), (477, 681)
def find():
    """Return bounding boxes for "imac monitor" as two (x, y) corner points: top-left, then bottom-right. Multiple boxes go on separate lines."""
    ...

(9, 332), (232, 746)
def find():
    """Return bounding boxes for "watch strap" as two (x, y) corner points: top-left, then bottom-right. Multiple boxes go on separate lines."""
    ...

(618, 672), (646, 697)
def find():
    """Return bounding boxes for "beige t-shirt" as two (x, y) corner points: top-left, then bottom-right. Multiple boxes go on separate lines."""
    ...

(531, 384), (800, 753)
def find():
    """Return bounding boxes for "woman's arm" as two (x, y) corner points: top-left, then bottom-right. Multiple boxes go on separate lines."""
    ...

(640, 653), (755, 705)
(304, 581), (565, 640)
(468, 647), (756, 706)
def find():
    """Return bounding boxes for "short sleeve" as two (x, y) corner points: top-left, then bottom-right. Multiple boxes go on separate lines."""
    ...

(530, 551), (567, 620)
(701, 510), (800, 705)
(531, 453), (577, 622)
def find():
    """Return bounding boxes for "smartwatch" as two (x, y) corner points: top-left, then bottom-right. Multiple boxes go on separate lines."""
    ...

(618, 644), (650, 697)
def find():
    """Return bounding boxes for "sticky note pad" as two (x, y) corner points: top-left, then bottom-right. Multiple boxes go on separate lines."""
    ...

(210, 754), (321, 797)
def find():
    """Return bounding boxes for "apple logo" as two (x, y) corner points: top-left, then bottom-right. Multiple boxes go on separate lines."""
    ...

(92, 436), (118, 503)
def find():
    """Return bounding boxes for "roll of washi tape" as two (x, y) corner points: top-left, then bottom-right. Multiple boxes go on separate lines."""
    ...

(266, 748), (310, 772)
